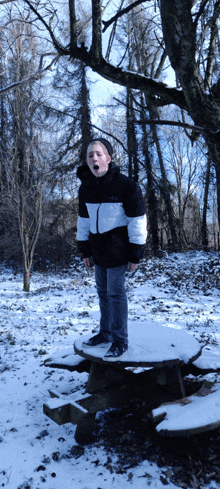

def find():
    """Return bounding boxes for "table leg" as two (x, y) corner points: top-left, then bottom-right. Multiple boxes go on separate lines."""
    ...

(176, 364), (186, 398)
(86, 361), (127, 394)
(152, 365), (186, 399)
(74, 412), (96, 445)
(86, 362), (108, 393)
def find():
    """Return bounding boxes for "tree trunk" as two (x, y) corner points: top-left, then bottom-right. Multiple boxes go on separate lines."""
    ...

(148, 107), (179, 251)
(23, 267), (30, 292)
(160, 0), (220, 229)
(78, 62), (93, 164)
(141, 113), (159, 253)
(126, 88), (139, 181)
(201, 157), (211, 250)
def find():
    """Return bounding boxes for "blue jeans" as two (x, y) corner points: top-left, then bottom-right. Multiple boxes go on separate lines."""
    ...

(95, 264), (128, 345)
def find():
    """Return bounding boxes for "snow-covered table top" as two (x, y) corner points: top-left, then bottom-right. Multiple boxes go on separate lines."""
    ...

(74, 321), (202, 367)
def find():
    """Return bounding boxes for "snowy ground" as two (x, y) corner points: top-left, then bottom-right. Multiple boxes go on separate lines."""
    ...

(1, 251), (220, 489)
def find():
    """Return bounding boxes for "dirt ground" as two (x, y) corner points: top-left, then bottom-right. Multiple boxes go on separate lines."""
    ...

(92, 378), (220, 488)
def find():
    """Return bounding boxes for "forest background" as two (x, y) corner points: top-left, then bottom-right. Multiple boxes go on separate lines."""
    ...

(0, 0), (220, 291)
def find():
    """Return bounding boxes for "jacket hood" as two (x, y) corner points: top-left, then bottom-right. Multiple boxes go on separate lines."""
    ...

(76, 164), (90, 181)
(77, 162), (119, 182)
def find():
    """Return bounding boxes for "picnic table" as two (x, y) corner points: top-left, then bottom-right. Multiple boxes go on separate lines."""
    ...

(43, 321), (208, 444)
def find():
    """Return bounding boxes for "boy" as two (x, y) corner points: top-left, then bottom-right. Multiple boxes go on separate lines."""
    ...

(76, 137), (147, 358)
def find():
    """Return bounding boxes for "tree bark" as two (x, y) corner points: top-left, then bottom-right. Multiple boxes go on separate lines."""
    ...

(148, 105), (179, 251)
(160, 0), (220, 226)
(201, 157), (211, 250)
(140, 107), (159, 253)
(126, 88), (139, 181)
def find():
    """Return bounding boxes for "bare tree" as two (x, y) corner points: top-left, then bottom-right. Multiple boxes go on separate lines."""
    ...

(0, 11), (50, 290)
(11, 23), (44, 290)
(1, 0), (220, 247)
(15, 0), (219, 227)
(164, 122), (203, 249)
(115, 3), (178, 251)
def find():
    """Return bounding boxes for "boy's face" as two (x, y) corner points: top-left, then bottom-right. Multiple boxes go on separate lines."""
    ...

(86, 143), (111, 178)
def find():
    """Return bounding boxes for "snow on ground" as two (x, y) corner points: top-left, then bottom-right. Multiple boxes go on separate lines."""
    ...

(1, 251), (220, 489)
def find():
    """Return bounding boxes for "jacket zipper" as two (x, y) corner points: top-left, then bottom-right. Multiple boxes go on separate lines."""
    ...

(96, 204), (101, 233)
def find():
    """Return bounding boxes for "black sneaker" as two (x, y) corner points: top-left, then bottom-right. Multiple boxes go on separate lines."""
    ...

(83, 332), (110, 347)
(104, 341), (128, 359)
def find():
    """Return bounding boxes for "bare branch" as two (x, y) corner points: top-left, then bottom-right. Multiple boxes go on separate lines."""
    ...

(0, 0), (16, 4)
(42, 104), (129, 159)
(113, 95), (206, 134)
(106, 0), (125, 61)
(102, 0), (150, 32)
(23, 0), (70, 55)
(134, 118), (207, 134)
(154, 49), (167, 79)
(0, 55), (59, 96)
(193, 0), (210, 26)
(197, 1), (220, 50)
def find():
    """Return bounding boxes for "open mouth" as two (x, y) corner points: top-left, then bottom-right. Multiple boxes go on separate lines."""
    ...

(93, 165), (99, 170)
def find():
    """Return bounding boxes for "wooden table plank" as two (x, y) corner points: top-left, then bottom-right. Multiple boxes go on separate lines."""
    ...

(152, 381), (220, 436)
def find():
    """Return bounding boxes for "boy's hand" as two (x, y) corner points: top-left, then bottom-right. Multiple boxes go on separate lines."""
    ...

(83, 257), (93, 269)
(128, 262), (138, 271)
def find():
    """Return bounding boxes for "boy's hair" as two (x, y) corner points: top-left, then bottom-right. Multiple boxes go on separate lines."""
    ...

(86, 137), (113, 157)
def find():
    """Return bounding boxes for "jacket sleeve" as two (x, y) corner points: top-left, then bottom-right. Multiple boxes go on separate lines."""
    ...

(76, 187), (92, 258)
(123, 180), (147, 263)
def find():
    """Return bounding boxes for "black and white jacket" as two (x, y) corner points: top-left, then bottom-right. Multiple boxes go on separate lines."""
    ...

(76, 162), (147, 268)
